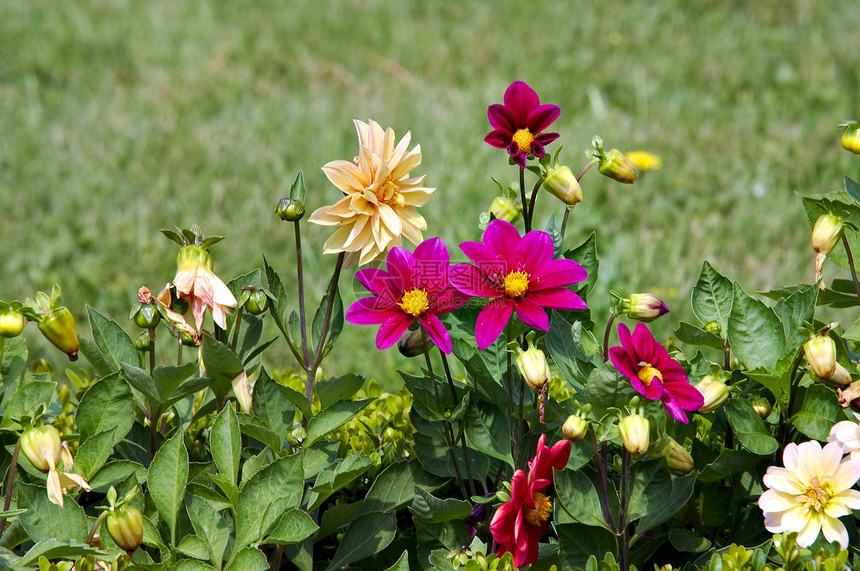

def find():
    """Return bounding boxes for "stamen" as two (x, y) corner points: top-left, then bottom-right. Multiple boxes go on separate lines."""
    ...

(637, 363), (663, 387)
(504, 271), (530, 299)
(398, 289), (430, 317)
(512, 128), (535, 155)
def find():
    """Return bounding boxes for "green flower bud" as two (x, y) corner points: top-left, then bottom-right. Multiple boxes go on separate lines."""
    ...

(20, 424), (62, 473)
(661, 436), (694, 476)
(704, 320), (722, 336)
(106, 505), (144, 553)
(598, 149), (637, 184)
(804, 335), (836, 379)
(695, 375), (729, 413)
(276, 197), (306, 222)
(130, 301), (161, 329)
(176, 244), (213, 270)
(750, 396), (772, 419)
(243, 288), (269, 315)
(814, 361), (852, 389)
(0, 309), (26, 338)
(562, 414), (588, 441)
(516, 346), (550, 390)
(617, 414), (650, 457)
(621, 293), (669, 323)
(542, 165), (583, 207)
(487, 196), (522, 223)
(38, 307), (79, 361)
(840, 121), (860, 154)
(811, 214), (844, 255)
(397, 328), (432, 358)
(134, 332), (150, 352)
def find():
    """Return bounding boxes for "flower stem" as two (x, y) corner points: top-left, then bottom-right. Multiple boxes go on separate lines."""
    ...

(86, 511), (109, 547)
(842, 234), (860, 303)
(618, 448), (631, 571)
(519, 167), (530, 232)
(526, 176), (543, 231)
(294, 222), (311, 369)
(590, 431), (617, 532)
(506, 327), (518, 466)
(561, 158), (600, 242)
(602, 311), (617, 362)
(176, 333), (183, 366)
(229, 305), (244, 353)
(0, 441), (20, 537)
(311, 252), (346, 369)
(439, 350), (477, 497)
(148, 329), (156, 374)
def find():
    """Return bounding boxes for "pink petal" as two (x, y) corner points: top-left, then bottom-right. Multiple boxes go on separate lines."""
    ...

(419, 314), (452, 354)
(531, 140), (546, 158)
(511, 150), (528, 167)
(514, 297), (550, 331)
(346, 298), (400, 325)
(530, 258), (587, 290)
(485, 129), (514, 149)
(413, 237), (450, 296)
(516, 231), (553, 275)
(526, 104), (561, 133)
(449, 264), (501, 298)
(483, 220), (520, 267)
(355, 268), (393, 297)
(476, 298), (513, 350)
(429, 288), (471, 314)
(534, 131), (560, 145)
(609, 346), (639, 380)
(459, 241), (506, 282)
(487, 104), (516, 132)
(663, 395), (690, 423)
(375, 314), (412, 350)
(526, 288), (586, 311)
(503, 81), (539, 124)
(664, 380), (705, 410)
(385, 247), (415, 292)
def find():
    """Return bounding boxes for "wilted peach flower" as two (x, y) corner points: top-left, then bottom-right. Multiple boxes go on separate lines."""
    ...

(309, 120), (435, 266)
(20, 425), (90, 507)
(758, 440), (860, 549)
(173, 245), (237, 331)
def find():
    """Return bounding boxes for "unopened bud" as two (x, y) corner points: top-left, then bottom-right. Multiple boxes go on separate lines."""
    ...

(0, 309), (26, 338)
(242, 288), (269, 315)
(398, 328), (432, 358)
(516, 347), (550, 390)
(815, 361), (852, 389)
(661, 436), (694, 476)
(804, 335), (836, 379)
(176, 244), (213, 271)
(562, 414), (588, 441)
(543, 165), (583, 207)
(695, 376), (729, 413)
(37, 307), (79, 361)
(704, 320), (722, 336)
(487, 196), (522, 224)
(621, 293), (669, 323)
(129, 301), (161, 330)
(20, 425), (62, 473)
(106, 505), (144, 552)
(840, 121), (860, 154)
(618, 414), (650, 457)
(750, 396), (772, 419)
(599, 149), (637, 184)
(276, 197), (306, 222)
(811, 214), (844, 256)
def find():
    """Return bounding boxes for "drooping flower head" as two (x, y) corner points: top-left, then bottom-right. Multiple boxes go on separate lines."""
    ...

(309, 120), (435, 266)
(164, 226), (237, 332)
(829, 412), (860, 461)
(346, 237), (468, 354)
(490, 435), (570, 568)
(19, 424), (91, 507)
(449, 220), (587, 350)
(758, 440), (860, 549)
(485, 81), (561, 167)
(608, 323), (704, 424)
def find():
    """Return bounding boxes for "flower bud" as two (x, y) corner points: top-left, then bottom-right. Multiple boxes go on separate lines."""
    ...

(276, 197), (306, 222)
(841, 121), (860, 154)
(37, 307), (79, 361)
(542, 165), (583, 207)
(704, 320), (722, 336)
(598, 149), (637, 184)
(397, 328), (432, 358)
(815, 362), (852, 389)
(106, 505), (144, 552)
(487, 196), (522, 224)
(750, 396), (772, 419)
(130, 301), (161, 329)
(243, 289), (269, 315)
(661, 436), (694, 476)
(562, 414), (588, 441)
(0, 309), (26, 338)
(621, 293), (669, 323)
(134, 332), (150, 352)
(617, 413), (650, 457)
(695, 376), (729, 413)
(20, 425), (62, 473)
(804, 335), (836, 379)
(516, 347), (550, 390)
(176, 244), (213, 271)
(811, 214), (844, 256)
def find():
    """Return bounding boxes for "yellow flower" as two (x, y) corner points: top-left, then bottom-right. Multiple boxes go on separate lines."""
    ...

(625, 150), (663, 172)
(758, 440), (860, 548)
(309, 120), (435, 266)
(173, 245), (237, 331)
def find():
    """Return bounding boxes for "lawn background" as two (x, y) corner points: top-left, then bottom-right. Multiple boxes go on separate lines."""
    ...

(1, 1), (859, 386)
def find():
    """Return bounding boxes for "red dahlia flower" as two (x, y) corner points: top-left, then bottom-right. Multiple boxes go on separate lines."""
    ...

(346, 237), (467, 353)
(485, 81), (561, 167)
(490, 435), (571, 568)
(449, 220), (587, 350)
(608, 323), (704, 423)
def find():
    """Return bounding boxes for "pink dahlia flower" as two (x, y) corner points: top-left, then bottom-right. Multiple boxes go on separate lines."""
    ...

(490, 434), (571, 568)
(346, 237), (468, 353)
(608, 323), (704, 424)
(485, 81), (561, 168)
(449, 220), (587, 350)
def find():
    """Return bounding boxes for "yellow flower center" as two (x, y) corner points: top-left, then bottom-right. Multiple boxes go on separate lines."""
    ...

(637, 363), (663, 387)
(504, 271), (530, 299)
(399, 289), (429, 317)
(512, 128), (535, 155)
(523, 492), (552, 526)
(800, 476), (834, 513)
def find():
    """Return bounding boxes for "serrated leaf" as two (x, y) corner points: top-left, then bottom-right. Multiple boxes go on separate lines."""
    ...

(845, 175), (860, 204)
(265, 509), (318, 545)
(635, 473), (695, 535)
(316, 373), (364, 409)
(546, 311), (600, 393)
(225, 547), (268, 571)
(698, 449), (761, 482)
(201, 336), (244, 401)
(178, 535), (210, 560)
(87, 305), (138, 373)
(15, 539), (104, 568)
(75, 429), (116, 479)
(791, 383), (846, 441)
(724, 398), (778, 455)
(409, 488), (472, 524)
(463, 399), (513, 467)
(17, 482), (89, 543)
(1, 379), (55, 428)
(186, 492), (232, 569)
(305, 398), (374, 446)
(211, 405), (241, 485)
(728, 283), (785, 372)
(626, 460), (672, 523)
(251, 368), (294, 442)
(564, 232), (599, 296)
(148, 429), (189, 545)
(556, 522), (618, 570)
(359, 460), (444, 515)
(554, 470), (612, 530)
(691, 261), (733, 333)
(674, 322), (726, 350)
(77, 372), (134, 447)
(120, 362), (161, 404)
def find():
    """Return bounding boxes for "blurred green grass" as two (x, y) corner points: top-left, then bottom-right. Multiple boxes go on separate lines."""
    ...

(1, 1), (858, 384)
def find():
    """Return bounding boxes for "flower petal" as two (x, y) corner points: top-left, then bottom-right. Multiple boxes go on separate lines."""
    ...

(375, 314), (412, 350)
(483, 220), (520, 267)
(529, 258), (587, 290)
(419, 314), (452, 354)
(526, 104), (561, 133)
(503, 81), (539, 125)
(513, 297), (550, 331)
(449, 264), (501, 298)
(476, 298), (513, 350)
(526, 288), (587, 311)
(487, 104), (516, 132)
(516, 231), (553, 275)
(346, 297), (400, 325)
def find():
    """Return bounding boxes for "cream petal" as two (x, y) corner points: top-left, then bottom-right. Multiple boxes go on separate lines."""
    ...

(831, 489), (860, 510)
(398, 187), (436, 207)
(389, 147), (422, 180)
(354, 119), (370, 147)
(389, 131), (412, 166)
(832, 459), (860, 490)
(309, 206), (351, 227)
(758, 489), (797, 512)
(783, 442), (800, 473)
(398, 206), (428, 231)
(47, 469), (64, 507)
(60, 442), (74, 471)
(763, 510), (785, 533)
(232, 370), (252, 414)
(377, 203), (403, 238)
(381, 125), (396, 159)
(173, 265), (198, 296)
(340, 218), (372, 251)
(399, 219), (424, 246)
(322, 160), (368, 192)
(794, 515), (822, 548)
(324, 225), (362, 254)
(819, 441), (844, 476)
(206, 271), (237, 307)
(349, 193), (375, 215)
(820, 515), (848, 549)
(59, 472), (91, 492)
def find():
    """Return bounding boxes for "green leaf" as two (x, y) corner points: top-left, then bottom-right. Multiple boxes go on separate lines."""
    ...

(209, 472), (239, 507)
(581, 362), (637, 417)
(0, 335), (28, 391)
(186, 492), (232, 569)
(359, 460), (444, 514)
(15, 539), (104, 568)
(153, 362), (199, 402)
(88, 460), (147, 494)
(325, 512), (396, 571)
(201, 335), (244, 401)
(17, 482), (89, 543)
(1, 379), (56, 427)
(691, 261), (733, 333)
(399, 370), (449, 422)
(178, 535), (211, 560)
(276, 382), (313, 422)
(564, 231), (599, 296)
(635, 473), (696, 535)
(801, 191), (860, 271)
(251, 368), (294, 442)
(175, 561), (217, 571)
(464, 399), (513, 467)
(309, 453), (375, 510)
(546, 311), (601, 392)
(120, 362), (161, 404)
(724, 398), (778, 455)
(316, 373), (364, 409)
(669, 528), (711, 553)
(383, 552), (411, 571)
(77, 371), (134, 446)
(225, 548), (268, 571)
(772, 286), (818, 353)
(75, 429), (116, 479)
(265, 509), (319, 545)
(233, 454), (303, 555)
(409, 488), (472, 524)
(304, 398), (374, 446)
(86, 305), (138, 372)
(626, 460), (672, 523)
(845, 175), (860, 204)
(728, 283), (785, 372)
(302, 441), (340, 481)
(674, 322), (725, 350)
(263, 256), (290, 331)
(698, 449), (761, 482)
(211, 405), (241, 485)
(148, 429), (189, 545)
(792, 383), (846, 441)
(554, 470), (612, 530)
(556, 523), (618, 571)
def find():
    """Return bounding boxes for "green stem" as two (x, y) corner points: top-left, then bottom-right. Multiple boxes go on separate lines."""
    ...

(0, 441), (20, 537)
(86, 511), (109, 547)
(439, 349), (476, 497)
(294, 222), (311, 369)
(506, 327), (518, 466)
(148, 329), (156, 374)
(519, 167), (529, 232)
(842, 234), (860, 303)
(591, 430), (617, 532)
(780, 349), (806, 446)
(311, 252), (346, 369)
(230, 305), (244, 353)
(618, 449), (631, 571)
(176, 333), (183, 366)
(602, 311), (617, 362)
(526, 176), (543, 231)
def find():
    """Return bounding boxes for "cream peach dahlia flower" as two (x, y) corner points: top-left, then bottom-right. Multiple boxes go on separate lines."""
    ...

(173, 246), (237, 331)
(309, 119), (435, 266)
(829, 412), (860, 461)
(758, 440), (860, 548)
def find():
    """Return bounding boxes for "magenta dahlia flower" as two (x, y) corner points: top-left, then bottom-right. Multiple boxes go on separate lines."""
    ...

(608, 323), (704, 424)
(485, 81), (561, 168)
(346, 237), (468, 353)
(449, 220), (587, 350)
